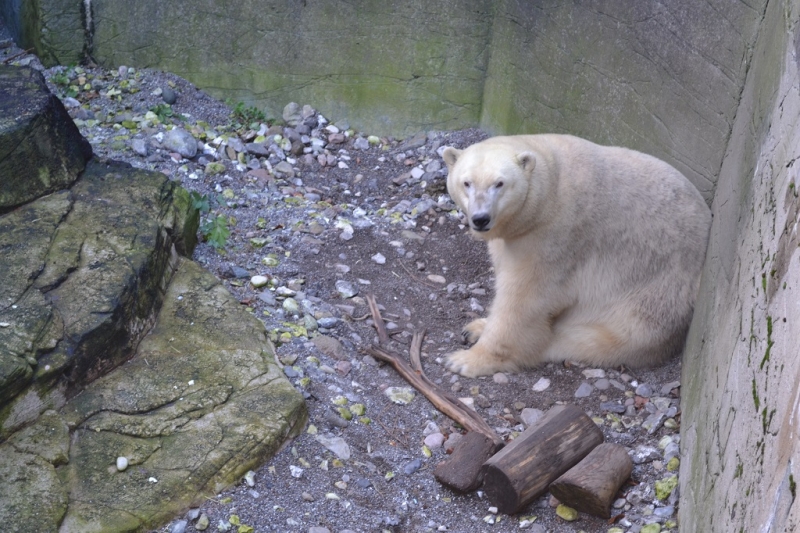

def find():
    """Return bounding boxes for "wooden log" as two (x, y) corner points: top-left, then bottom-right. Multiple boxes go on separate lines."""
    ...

(481, 404), (604, 514)
(549, 442), (633, 518)
(434, 431), (504, 493)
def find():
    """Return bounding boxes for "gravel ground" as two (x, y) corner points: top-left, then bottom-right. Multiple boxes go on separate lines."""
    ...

(3, 27), (684, 533)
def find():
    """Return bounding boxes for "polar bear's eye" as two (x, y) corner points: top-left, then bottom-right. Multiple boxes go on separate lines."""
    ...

(495, 181), (504, 189)
(463, 181), (471, 189)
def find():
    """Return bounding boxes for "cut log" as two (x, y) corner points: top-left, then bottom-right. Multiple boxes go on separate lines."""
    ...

(481, 404), (604, 514)
(549, 442), (633, 518)
(434, 431), (504, 492)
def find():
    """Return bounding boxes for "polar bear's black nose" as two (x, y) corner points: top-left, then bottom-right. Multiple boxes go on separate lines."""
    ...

(472, 214), (491, 230)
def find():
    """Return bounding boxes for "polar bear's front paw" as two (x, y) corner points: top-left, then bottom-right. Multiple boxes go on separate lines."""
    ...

(445, 347), (502, 378)
(461, 318), (487, 345)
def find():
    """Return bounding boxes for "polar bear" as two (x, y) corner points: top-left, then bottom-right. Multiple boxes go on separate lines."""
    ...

(442, 134), (711, 378)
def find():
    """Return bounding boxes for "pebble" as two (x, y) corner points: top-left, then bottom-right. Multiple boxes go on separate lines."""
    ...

(574, 381), (594, 398)
(424, 432), (445, 448)
(315, 435), (351, 460)
(170, 519), (188, 533)
(555, 504), (578, 521)
(335, 280), (359, 298)
(162, 127), (197, 158)
(427, 274), (446, 284)
(250, 275), (269, 288)
(520, 408), (544, 428)
(162, 86), (177, 104)
(600, 401), (626, 414)
(258, 290), (276, 306)
(384, 386), (415, 405)
(403, 458), (423, 475)
(642, 411), (667, 434)
(131, 138), (148, 156)
(636, 383), (654, 397)
(631, 445), (661, 464)
(423, 421), (440, 436)
(594, 377), (611, 390)
(116, 456), (128, 471)
(371, 253), (386, 264)
(317, 317), (339, 329)
(194, 514), (209, 531)
(582, 368), (606, 379)
(532, 377), (551, 392)
(492, 372), (509, 384)
(308, 527), (331, 533)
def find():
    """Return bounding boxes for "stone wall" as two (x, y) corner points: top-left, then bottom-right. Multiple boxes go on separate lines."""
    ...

(679, 0), (800, 530)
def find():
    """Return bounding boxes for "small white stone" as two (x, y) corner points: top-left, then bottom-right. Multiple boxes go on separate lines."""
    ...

(427, 274), (446, 284)
(371, 253), (386, 264)
(116, 457), (128, 471)
(148, 476), (158, 483)
(250, 275), (269, 288)
(582, 368), (606, 379)
(493, 372), (509, 384)
(532, 377), (551, 392)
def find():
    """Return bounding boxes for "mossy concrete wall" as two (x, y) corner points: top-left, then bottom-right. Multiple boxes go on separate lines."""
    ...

(0, 1), (765, 198)
(679, 0), (800, 530)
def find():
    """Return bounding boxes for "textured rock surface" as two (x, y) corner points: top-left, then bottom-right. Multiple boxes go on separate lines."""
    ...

(0, 159), (197, 438)
(679, 1), (800, 531)
(57, 260), (307, 532)
(0, 65), (91, 209)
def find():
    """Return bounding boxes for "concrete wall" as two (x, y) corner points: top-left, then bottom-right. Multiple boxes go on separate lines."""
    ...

(480, 0), (765, 201)
(0, 1), (764, 199)
(679, 0), (800, 530)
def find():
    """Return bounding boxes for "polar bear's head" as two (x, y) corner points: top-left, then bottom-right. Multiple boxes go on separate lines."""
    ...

(442, 140), (536, 239)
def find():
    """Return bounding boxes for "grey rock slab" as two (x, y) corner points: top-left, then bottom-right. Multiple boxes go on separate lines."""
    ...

(1, 160), (199, 436)
(56, 260), (306, 532)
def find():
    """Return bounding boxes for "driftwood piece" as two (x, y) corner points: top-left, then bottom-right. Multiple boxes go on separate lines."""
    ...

(549, 442), (633, 518)
(364, 294), (507, 491)
(434, 431), (504, 492)
(481, 404), (604, 514)
(366, 344), (502, 447)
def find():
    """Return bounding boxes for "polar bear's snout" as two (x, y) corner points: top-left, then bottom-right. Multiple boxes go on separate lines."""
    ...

(471, 213), (491, 231)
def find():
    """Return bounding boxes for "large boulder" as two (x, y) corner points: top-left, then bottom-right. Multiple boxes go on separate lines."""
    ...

(0, 65), (91, 210)
(0, 66), (307, 532)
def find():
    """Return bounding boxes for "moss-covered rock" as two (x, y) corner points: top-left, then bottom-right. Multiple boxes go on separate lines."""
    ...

(0, 66), (91, 210)
(57, 260), (306, 532)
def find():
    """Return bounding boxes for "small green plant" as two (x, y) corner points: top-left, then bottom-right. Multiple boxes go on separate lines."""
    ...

(231, 101), (265, 126)
(201, 215), (231, 249)
(149, 103), (174, 122)
(190, 192), (229, 250)
(51, 72), (71, 86)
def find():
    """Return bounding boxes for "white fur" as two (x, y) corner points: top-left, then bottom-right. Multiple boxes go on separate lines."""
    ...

(442, 134), (711, 377)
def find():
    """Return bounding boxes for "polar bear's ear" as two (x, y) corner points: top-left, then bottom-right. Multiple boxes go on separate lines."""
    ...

(442, 147), (462, 169)
(517, 151), (537, 171)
